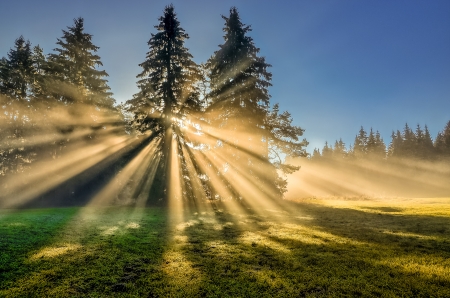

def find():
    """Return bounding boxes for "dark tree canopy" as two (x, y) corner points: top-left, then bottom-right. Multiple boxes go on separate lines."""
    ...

(48, 17), (114, 108)
(127, 5), (201, 135)
(0, 19), (119, 185)
(435, 120), (450, 157)
(0, 36), (34, 100)
(312, 120), (450, 163)
(0, 37), (38, 177)
(353, 126), (368, 157)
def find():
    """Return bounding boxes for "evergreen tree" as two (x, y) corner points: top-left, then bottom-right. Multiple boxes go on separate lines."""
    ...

(333, 138), (346, 159)
(126, 5), (202, 202)
(0, 37), (37, 176)
(388, 129), (404, 158)
(206, 7), (306, 198)
(374, 130), (386, 158)
(402, 123), (416, 157)
(435, 121), (450, 157)
(30, 45), (48, 97)
(387, 131), (396, 157)
(0, 57), (8, 95)
(48, 17), (114, 108)
(353, 126), (368, 157)
(0, 36), (34, 100)
(367, 128), (376, 155)
(348, 143), (355, 159)
(206, 7), (273, 198)
(311, 148), (321, 160)
(128, 6), (201, 134)
(443, 121), (450, 156)
(435, 132), (445, 156)
(207, 7), (271, 157)
(321, 141), (332, 158)
(415, 124), (426, 159)
(423, 125), (434, 158)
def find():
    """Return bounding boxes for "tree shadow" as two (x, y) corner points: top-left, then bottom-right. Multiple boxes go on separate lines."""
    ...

(0, 208), (78, 288)
(0, 207), (171, 297)
(281, 200), (450, 254)
(172, 200), (450, 296)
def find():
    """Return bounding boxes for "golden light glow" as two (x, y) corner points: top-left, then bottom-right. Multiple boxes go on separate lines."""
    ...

(4, 91), (448, 220)
(286, 157), (450, 200)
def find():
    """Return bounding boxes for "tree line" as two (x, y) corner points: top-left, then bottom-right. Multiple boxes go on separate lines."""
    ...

(312, 122), (450, 161)
(0, 6), (307, 205)
(0, 17), (118, 179)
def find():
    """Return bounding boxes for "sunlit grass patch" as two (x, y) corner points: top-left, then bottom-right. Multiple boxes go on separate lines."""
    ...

(29, 243), (82, 260)
(160, 249), (203, 295)
(305, 196), (450, 217)
(379, 255), (450, 281)
(6, 222), (27, 227)
(382, 230), (441, 240)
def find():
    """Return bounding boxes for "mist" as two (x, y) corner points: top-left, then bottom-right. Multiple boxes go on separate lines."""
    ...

(286, 156), (450, 199)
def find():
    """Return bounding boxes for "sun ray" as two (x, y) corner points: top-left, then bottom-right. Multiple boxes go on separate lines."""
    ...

(85, 135), (161, 207)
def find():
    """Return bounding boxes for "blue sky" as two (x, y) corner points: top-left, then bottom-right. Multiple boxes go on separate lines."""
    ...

(1, 0), (449, 153)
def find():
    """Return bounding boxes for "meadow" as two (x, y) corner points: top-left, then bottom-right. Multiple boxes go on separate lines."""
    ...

(1, 197), (449, 297)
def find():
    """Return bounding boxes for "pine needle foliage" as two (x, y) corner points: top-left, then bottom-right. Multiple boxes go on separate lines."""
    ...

(47, 17), (113, 108)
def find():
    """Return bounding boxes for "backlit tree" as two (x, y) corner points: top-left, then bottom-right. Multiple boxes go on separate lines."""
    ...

(126, 5), (202, 202)
(47, 17), (114, 108)
(206, 7), (307, 198)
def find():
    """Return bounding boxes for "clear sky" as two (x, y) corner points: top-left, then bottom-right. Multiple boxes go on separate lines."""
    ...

(1, 0), (449, 153)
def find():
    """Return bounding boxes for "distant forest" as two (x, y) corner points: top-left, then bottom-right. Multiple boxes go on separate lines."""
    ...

(312, 123), (450, 162)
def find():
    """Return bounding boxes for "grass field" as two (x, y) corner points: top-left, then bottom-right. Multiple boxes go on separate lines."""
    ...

(1, 197), (449, 297)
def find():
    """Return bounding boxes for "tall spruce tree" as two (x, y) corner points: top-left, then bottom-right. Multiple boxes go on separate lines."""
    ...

(30, 45), (48, 98)
(128, 5), (201, 134)
(0, 36), (38, 176)
(206, 7), (306, 198)
(126, 5), (202, 202)
(206, 7), (274, 199)
(207, 7), (271, 155)
(48, 17), (113, 108)
(0, 36), (35, 100)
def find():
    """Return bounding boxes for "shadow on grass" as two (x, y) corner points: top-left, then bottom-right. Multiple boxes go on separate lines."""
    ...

(173, 200), (450, 297)
(282, 200), (450, 253)
(0, 208), (78, 285)
(0, 207), (172, 297)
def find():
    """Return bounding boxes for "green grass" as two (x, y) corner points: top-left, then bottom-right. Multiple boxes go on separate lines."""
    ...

(1, 198), (450, 297)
